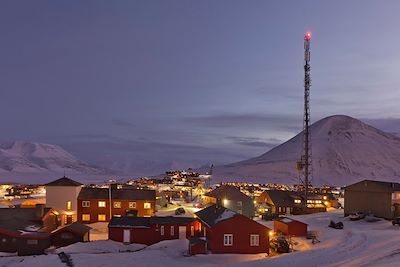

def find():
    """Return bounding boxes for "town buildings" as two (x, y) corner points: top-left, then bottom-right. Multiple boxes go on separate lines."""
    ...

(203, 185), (255, 218)
(77, 185), (156, 223)
(0, 204), (58, 255)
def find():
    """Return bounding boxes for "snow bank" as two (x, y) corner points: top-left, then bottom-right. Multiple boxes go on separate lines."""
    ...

(55, 240), (146, 254)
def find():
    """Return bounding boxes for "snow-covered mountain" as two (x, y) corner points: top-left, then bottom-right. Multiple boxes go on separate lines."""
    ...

(0, 141), (109, 181)
(213, 115), (400, 186)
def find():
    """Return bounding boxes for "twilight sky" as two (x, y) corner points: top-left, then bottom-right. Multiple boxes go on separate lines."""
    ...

(1, 1), (400, 175)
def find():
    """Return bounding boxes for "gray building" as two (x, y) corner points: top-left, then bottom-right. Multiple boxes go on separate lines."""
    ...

(345, 179), (400, 219)
(202, 185), (255, 218)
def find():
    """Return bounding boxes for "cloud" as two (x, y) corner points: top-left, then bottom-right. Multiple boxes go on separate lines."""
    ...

(225, 136), (281, 148)
(184, 113), (301, 132)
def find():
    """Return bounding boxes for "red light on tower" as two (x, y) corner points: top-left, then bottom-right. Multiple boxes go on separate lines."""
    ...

(305, 32), (312, 41)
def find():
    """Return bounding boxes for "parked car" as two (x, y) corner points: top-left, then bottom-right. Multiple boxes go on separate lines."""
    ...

(329, 220), (344, 229)
(175, 207), (185, 215)
(349, 212), (365, 221)
(193, 203), (204, 209)
(392, 217), (400, 226)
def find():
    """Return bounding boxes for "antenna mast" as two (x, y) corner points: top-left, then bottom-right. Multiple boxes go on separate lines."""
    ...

(297, 32), (313, 205)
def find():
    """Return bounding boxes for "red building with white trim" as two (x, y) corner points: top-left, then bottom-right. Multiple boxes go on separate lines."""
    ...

(192, 204), (271, 254)
(108, 216), (196, 245)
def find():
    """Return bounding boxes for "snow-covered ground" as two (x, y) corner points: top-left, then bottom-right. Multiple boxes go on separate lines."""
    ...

(1, 209), (400, 266)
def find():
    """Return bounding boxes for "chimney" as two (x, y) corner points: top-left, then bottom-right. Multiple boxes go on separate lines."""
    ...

(35, 204), (45, 218)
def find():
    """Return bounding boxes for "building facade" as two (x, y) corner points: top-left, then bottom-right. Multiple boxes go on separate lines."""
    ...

(203, 185), (255, 218)
(193, 205), (270, 254)
(78, 186), (156, 223)
(108, 216), (195, 245)
(45, 176), (83, 225)
(345, 179), (400, 219)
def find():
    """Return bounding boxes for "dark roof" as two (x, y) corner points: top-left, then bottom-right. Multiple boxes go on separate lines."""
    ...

(346, 179), (400, 191)
(0, 207), (53, 231)
(194, 204), (238, 227)
(205, 185), (251, 202)
(53, 222), (91, 236)
(108, 216), (195, 228)
(265, 190), (302, 207)
(78, 187), (156, 200)
(45, 176), (83, 187)
(274, 217), (307, 225)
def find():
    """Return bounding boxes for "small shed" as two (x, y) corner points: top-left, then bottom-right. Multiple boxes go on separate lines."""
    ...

(189, 237), (207, 255)
(51, 222), (91, 247)
(274, 217), (308, 237)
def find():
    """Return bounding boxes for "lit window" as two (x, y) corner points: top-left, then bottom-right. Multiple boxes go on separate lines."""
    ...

(191, 226), (194, 237)
(98, 214), (106, 221)
(250, 234), (259, 246)
(170, 226), (174, 236)
(98, 201), (106, 208)
(160, 225), (164, 236)
(223, 234), (233, 246)
(144, 202), (151, 209)
(27, 239), (38, 245)
(113, 202), (121, 208)
(82, 214), (90, 221)
(66, 201), (72, 210)
(129, 202), (136, 209)
(294, 199), (301, 204)
(82, 201), (90, 207)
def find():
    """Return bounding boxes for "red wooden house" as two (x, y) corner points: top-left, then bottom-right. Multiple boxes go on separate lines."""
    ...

(191, 204), (271, 255)
(273, 217), (308, 237)
(108, 216), (196, 245)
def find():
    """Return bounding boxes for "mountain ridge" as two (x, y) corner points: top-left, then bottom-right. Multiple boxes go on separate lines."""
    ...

(213, 115), (400, 186)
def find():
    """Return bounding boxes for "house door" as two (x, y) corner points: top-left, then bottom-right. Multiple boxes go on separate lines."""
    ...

(66, 215), (73, 225)
(179, 226), (186, 239)
(123, 230), (131, 243)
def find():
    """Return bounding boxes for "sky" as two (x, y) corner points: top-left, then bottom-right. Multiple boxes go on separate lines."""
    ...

(1, 1), (400, 175)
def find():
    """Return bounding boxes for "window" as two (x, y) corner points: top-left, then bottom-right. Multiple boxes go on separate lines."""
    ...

(144, 202), (151, 209)
(170, 226), (174, 236)
(129, 202), (136, 209)
(27, 239), (38, 245)
(250, 234), (259, 246)
(160, 225), (164, 236)
(66, 201), (72, 210)
(82, 201), (90, 207)
(294, 199), (301, 204)
(191, 226), (194, 237)
(113, 201), (121, 208)
(82, 214), (90, 221)
(98, 214), (106, 221)
(223, 234), (233, 246)
(98, 201), (106, 208)
(237, 201), (242, 207)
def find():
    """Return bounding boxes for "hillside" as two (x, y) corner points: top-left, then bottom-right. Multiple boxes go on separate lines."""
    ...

(213, 115), (400, 186)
